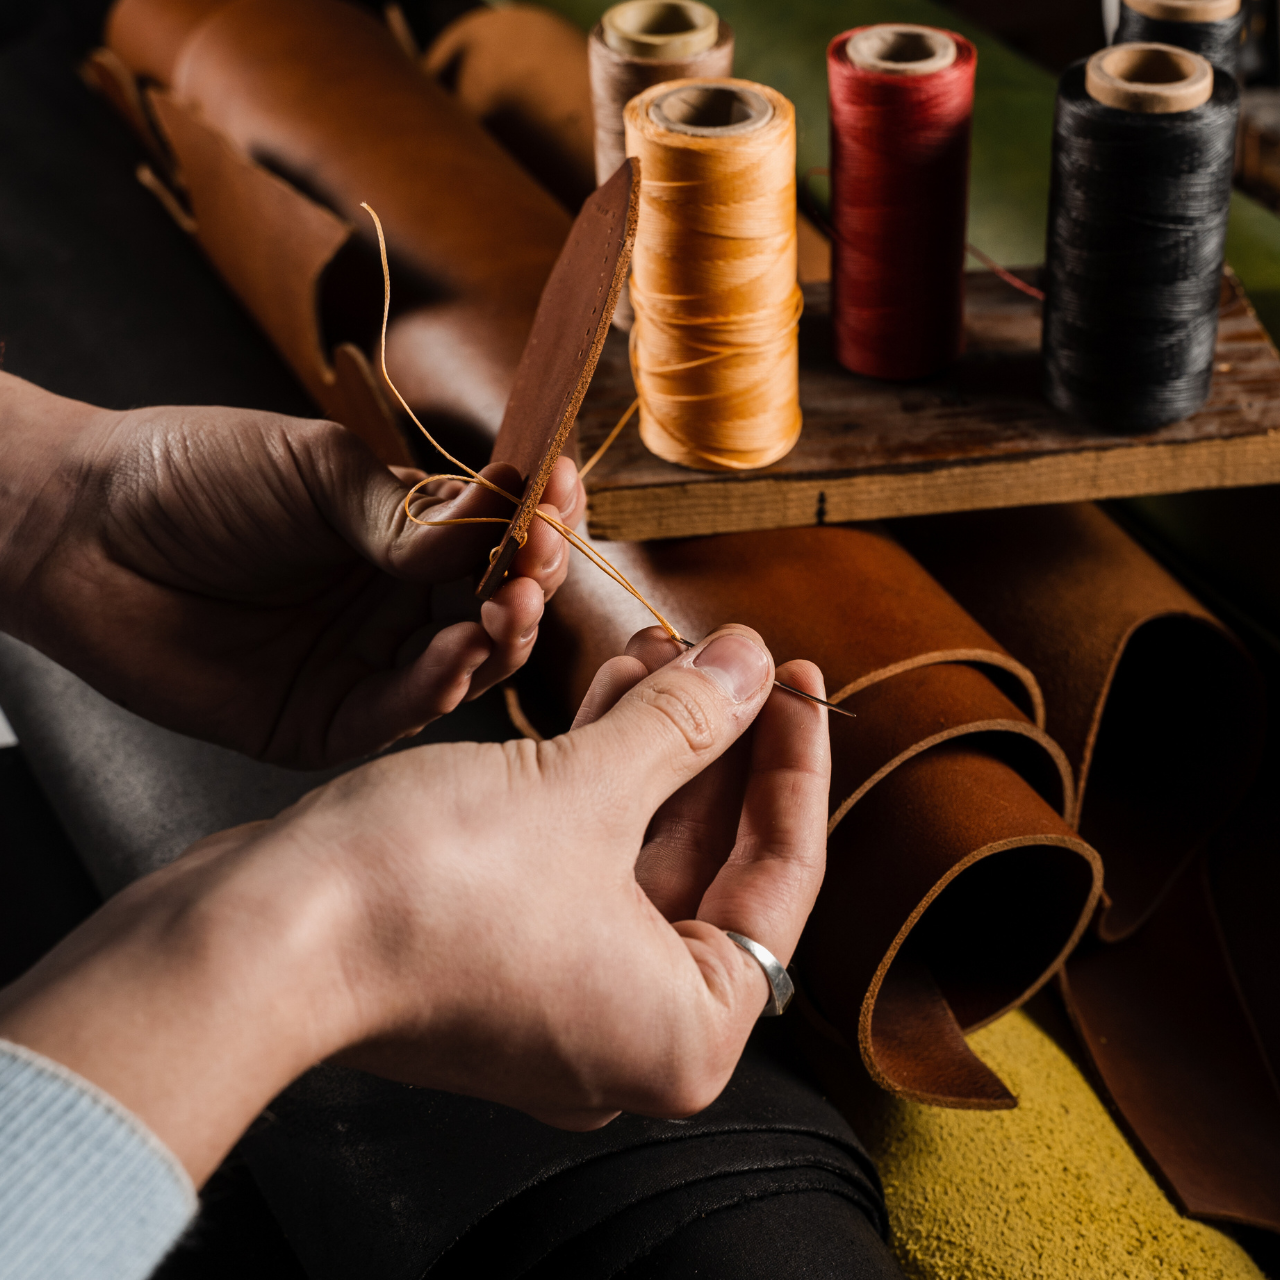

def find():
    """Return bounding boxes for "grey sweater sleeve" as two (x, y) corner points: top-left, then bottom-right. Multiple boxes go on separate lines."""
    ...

(0, 1040), (197, 1280)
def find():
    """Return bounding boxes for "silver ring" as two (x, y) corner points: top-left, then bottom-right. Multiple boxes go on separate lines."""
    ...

(726, 932), (795, 1017)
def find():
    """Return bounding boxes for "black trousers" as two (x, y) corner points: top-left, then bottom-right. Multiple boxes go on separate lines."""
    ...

(0, 7), (905, 1277)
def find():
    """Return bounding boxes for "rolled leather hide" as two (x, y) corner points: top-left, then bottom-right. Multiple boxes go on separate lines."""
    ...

(517, 527), (1103, 1109)
(893, 504), (1278, 1233)
(423, 4), (597, 212)
(94, 0), (573, 453)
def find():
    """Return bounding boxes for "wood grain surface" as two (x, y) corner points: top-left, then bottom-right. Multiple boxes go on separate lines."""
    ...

(577, 270), (1280, 541)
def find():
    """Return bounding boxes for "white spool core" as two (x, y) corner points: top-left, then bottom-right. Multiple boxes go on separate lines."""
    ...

(602, 1), (720, 60)
(649, 83), (773, 136)
(1122, 0), (1240, 23)
(1086, 42), (1213, 113)
(845, 24), (957, 76)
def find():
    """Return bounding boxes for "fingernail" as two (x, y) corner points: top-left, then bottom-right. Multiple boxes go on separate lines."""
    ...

(693, 633), (770, 703)
(542, 540), (565, 575)
(519, 623), (538, 642)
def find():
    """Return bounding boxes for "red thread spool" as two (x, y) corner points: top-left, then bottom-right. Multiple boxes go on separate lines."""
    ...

(828, 24), (976, 379)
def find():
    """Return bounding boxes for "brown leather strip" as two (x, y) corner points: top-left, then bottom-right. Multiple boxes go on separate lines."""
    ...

(479, 159), (639, 597)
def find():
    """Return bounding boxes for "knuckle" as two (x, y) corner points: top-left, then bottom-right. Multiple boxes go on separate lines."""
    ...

(635, 679), (718, 756)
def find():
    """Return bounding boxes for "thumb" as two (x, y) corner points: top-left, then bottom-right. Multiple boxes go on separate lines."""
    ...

(559, 625), (775, 822)
(305, 421), (519, 582)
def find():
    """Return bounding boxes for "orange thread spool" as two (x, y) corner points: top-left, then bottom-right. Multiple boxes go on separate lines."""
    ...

(624, 78), (803, 471)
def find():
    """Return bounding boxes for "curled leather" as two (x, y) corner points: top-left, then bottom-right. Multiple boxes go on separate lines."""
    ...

(892, 504), (1263, 938)
(424, 4), (597, 212)
(523, 526), (1103, 1109)
(893, 503), (1278, 1231)
(102, 0), (573, 445)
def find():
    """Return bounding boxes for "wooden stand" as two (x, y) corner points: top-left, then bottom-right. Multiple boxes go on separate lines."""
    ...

(576, 270), (1280, 542)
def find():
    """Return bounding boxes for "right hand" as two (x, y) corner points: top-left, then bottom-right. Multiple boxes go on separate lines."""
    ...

(0, 626), (830, 1184)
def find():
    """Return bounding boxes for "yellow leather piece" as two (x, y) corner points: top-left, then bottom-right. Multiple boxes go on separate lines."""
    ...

(861, 1009), (1263, 1279)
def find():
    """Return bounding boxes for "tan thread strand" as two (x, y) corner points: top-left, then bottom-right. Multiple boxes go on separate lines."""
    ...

(578, 396), (639, 480)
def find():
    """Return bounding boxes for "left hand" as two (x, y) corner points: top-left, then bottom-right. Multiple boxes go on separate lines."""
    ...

(0, 372), (583, 767)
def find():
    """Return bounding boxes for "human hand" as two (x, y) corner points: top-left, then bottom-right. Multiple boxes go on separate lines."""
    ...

(0, 626), (830, 1183)
(0, 371), (582, 767)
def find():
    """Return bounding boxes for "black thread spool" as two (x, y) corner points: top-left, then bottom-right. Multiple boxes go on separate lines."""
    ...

(1042, 44), (1239, 431)
(1115, 0), (1245, 78)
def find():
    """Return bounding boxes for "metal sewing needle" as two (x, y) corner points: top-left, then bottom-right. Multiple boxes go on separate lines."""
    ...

(675, 637), (856, 719)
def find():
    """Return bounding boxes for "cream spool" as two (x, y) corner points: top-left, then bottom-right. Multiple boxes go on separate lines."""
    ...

(625, 78), (802, 471)
(1085, 40), (1213, 111)
(589, 1), (734, 186)
(590, 1), (733, 331)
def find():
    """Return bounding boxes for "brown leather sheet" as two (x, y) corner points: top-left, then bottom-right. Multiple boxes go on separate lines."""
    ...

(893, 504), (1279, 1231)
(478, 158), (638, 596)
(521, 526), (1102, 1109)
(423, 5), (598, 212)
(102, 0), (572, 448)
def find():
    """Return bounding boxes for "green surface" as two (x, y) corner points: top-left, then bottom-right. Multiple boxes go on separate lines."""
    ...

(547, 0), (1280, 331)
(1226, 188), (1280, 341)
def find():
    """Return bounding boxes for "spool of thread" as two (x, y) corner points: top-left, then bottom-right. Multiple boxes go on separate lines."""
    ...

(1042, 44), (1239, 430)
(1114, 0), (1244, 78)
(589, 1), (734, 186)
(625, 78), (802, 470)
(827, 24), (977, 380)
(591, 1), (733, 330)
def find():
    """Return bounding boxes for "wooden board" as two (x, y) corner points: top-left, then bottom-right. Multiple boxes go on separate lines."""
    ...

(576, 270), (1280, 542)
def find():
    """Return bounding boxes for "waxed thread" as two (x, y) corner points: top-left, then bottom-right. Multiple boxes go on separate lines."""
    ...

(625, 78), (803, 471)
(802, 167), (1046, 303)
(1040, 59), (1238, 428)
(1114, 2), (1244, 75)
(827, 26), (977, 380)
